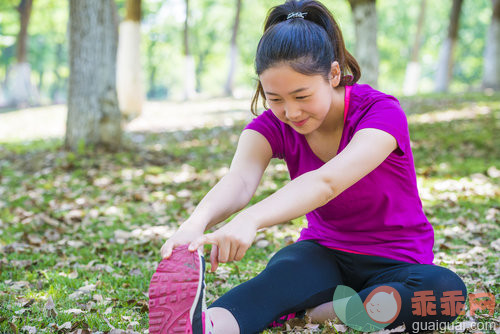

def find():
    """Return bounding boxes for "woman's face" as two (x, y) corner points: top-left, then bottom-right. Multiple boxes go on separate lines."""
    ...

(259, 63), (340, 134)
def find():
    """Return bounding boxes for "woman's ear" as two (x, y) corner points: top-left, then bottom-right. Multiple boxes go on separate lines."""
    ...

(330, 61), (341, 88)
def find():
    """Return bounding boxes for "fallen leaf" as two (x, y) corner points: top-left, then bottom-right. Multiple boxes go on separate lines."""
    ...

(63, 309), (85, 315)
(45, 296), (58, 317)
(25, 234), (43, 246)
(10, 260), (33, 269)
(21, 326), (36, 334)
(79, 284), (96, 293)
(67, 240), (85, 248)
(69, 330), (90, 334)
(9, 322), (18, 334)
(332, 323), (348, 332)
(10, 281), (30, 290)
(68, 271), (79, 279)
(20, 299), (35, 308)
(256, 239), (269, 248)
(40, 213), (61, 227)
(129, 268), (142, 277)
(44, 229), (61, 242)
(68, 284), (96, 300)
(58, 321), (72, 330)
(14, 309), (27, 315)
(93, 294), (103, 303)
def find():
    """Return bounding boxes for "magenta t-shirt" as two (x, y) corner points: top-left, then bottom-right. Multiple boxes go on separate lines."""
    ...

(244, 83), (434, 264)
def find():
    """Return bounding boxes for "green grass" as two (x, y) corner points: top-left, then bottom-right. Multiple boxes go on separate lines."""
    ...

(0, 92), (499, 333)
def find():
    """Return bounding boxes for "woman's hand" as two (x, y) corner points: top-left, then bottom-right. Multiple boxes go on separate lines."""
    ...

(161, 222), (205, 259)
(188, 214), (258, 272)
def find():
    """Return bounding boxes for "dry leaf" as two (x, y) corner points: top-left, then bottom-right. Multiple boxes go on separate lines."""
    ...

(68, 271), (79, 279)
(332, 323), (348, 332)
(45, 296), (58, 317)
(58, 321), (72, 330)
(129, 268), (142, 277)
(22, 299), (35, 308)
(21, 326), (37, 334)
(63, 309), (85, 315)
(26, 234), (42, 246)
(93, 294), (104, 303)
(9, 322), (18, 334)
(108, 330), (125, 334)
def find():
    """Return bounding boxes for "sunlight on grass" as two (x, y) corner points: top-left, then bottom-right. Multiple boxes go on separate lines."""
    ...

(0, 94), (498, 333)
(407, 104), (492, 124)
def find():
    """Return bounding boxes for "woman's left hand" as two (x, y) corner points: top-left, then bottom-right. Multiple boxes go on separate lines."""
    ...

(188, 214), (258, 272)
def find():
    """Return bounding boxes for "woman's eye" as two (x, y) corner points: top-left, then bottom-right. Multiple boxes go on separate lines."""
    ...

(269, 99), (281, 102)
(296, 96), (308, 100)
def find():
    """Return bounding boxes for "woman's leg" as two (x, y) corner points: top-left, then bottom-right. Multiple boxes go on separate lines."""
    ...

(355, 263), (467, 334)
(305, 299), (338, 323)
(208, 307), (240, 334)
(207, 240), (344, 334)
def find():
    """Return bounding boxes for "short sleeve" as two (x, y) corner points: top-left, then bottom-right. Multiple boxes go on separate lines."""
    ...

(244, 109), (285, 159)
(354, 98), (409, 156)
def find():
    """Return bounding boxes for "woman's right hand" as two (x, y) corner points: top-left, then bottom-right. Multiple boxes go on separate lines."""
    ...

(160, 222), (205, 259)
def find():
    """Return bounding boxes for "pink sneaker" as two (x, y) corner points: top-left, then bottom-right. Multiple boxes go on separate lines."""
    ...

(266, 310), (306, 328)
(149, 244), (214, 334)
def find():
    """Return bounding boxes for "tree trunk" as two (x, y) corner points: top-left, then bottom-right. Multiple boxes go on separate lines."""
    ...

(348, 0), (379, 88)
(482, 0), (500, 90)
(117, 0), (144, 120)
(7, 0), (37, 107)
(17, 0), (32, 63)
(224, 0), (242, 97)
(434, 0), (463, 93)
(403, 0), (426, 96)
(66, 0), (122, 151)
(183, 0), (196, 100)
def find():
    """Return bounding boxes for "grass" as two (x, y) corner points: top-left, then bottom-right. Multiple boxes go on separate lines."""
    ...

(0, 92), (499, 333)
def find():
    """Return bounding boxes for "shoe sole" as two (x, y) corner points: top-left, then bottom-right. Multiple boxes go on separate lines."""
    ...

(149, 244), (204, 334)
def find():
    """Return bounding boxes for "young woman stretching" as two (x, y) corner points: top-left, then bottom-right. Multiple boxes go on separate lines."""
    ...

(148, 1), (467, 333)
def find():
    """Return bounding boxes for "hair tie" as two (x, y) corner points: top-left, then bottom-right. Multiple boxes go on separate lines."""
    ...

(287, 12), (307, 20)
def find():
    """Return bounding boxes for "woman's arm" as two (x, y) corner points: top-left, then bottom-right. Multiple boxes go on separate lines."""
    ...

(241, 128), (398, 229)
(189, 128), (397, 268)
(185, 129), (273, 232)
(161, 130), (272, 259)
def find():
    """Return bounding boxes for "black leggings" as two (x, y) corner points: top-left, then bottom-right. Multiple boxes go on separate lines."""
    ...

(208, 240), (467, 334)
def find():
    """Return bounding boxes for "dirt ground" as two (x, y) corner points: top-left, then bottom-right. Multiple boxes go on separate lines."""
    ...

(0, 97), (254, 143)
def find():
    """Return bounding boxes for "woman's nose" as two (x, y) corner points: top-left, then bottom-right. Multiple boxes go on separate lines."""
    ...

(285, 105), (302, 120)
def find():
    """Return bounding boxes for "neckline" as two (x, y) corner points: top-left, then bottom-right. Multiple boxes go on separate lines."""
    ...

(303, 85), (352, 164)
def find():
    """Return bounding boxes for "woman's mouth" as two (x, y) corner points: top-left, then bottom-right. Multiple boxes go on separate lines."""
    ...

(292, 118), (309, 127)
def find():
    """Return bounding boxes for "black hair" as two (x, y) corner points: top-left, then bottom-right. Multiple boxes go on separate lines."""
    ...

(251, 0), (360, 115)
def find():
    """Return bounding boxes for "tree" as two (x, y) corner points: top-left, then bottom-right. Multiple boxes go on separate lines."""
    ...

(434, 0), (463, 92)
(482, 0), (500, 90)
(183, 0), (196, 100)
(224, 0), (242, 97)
(6, 0), (38, 107)
(403, 0), (426, 96)
(117, 0), (144, 119)
(347, 0), (379, 88)
(66, 0), (122, 151)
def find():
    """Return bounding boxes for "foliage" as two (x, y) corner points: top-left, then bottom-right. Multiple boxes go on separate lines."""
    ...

(0, 0), (495, 103)
(0, 93), (498, 332)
